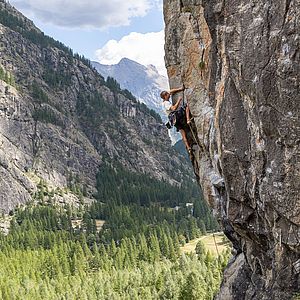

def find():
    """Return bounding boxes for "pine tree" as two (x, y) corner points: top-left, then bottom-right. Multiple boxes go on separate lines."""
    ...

(167, 235), (176, 261)
(109, 239), (117, 258)
(160, 232), (170, 258)
(179, 271), (206, 300)
(199, 220), (207, 235)
(149, 233), (161, 262)
(195, 241), (206, 261)
(138, 234), (149, 261)
(205, 251), (214, 266)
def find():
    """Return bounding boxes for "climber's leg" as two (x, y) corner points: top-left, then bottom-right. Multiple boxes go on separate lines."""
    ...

(180, 129), (191, 152)
(186, 103), (193, 124)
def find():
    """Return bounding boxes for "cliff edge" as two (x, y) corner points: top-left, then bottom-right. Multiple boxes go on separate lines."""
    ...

(163, 0), (300, 299)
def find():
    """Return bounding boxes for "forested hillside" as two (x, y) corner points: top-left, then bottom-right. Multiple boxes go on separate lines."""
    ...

(0, 161), (224, 300)
(0, 0), (193, 213)
(0, 165), (228, 299)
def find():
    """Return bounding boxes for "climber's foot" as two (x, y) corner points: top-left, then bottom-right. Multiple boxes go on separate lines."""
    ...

(188, 148), (193, 159)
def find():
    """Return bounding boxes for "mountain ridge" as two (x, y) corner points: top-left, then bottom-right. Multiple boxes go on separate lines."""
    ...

(0, 0), (193, 213)
(92, 58), (168, 121)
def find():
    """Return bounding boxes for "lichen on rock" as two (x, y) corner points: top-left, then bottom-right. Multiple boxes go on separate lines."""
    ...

(163, 0), (300, 298)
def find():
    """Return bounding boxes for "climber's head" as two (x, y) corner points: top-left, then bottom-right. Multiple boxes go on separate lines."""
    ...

(160, 91), (170, 101)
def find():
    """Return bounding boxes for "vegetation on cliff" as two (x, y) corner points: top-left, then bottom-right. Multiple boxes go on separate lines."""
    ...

(0, 66), (15, 87)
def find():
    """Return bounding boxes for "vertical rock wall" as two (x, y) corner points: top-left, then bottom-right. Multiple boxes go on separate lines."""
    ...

(163, 0), (300, 299)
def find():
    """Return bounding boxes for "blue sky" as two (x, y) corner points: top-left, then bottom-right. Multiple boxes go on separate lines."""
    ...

(10, 0), (166, 75)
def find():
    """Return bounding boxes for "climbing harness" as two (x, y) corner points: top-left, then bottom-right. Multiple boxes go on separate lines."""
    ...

(163, 87), (203, 155)
(165, 94), (187, 130)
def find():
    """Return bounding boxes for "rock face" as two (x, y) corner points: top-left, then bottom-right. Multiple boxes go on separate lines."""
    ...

(163, 0), (300, 299)
(0, 1), (192, 213)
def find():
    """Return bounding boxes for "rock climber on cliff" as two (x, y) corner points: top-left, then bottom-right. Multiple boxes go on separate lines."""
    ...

(160, 86), (192, 155)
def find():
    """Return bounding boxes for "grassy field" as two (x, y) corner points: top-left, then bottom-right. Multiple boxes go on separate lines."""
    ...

(180, 232), (230, 256)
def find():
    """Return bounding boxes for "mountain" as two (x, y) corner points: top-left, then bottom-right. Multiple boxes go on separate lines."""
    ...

(92, 58), (181, 143)
(92, 58), (168, 121)
(164, 1), (300, 299)
(0, 0), (193, 214)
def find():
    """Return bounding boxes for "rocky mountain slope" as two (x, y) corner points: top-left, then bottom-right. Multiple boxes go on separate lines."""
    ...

(92, 58), (168, 120)
(163, 0), (300, 299)
(92, 58), (181, 143)
(0, 0), (192, 214)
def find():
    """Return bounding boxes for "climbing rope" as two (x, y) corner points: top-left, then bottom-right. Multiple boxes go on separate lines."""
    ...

(181, 85), (222, 258)
(182, 88), (202, 151)
(188, 122), (200, 149)
(212, 233), (220, 257)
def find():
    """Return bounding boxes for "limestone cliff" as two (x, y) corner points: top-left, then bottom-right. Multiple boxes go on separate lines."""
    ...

(0, 1), (192, 213)
(164, 0), (300, 299)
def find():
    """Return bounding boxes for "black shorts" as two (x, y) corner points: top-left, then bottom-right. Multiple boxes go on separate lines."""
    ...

(174, 118), (185, 132)
(168, 106), (186, 132)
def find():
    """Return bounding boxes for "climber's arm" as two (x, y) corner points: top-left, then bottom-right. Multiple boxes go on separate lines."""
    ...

(169, 86), (184, 95)
(170, 97), (182, 111)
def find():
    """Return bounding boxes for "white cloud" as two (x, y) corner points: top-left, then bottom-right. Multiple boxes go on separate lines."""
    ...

(10, 0), (154, 29)
(95, 31), (167, 76)
(153, 0), (163, 10)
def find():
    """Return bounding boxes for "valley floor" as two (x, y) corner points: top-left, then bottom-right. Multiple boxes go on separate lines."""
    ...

(181, 233), (230, 256)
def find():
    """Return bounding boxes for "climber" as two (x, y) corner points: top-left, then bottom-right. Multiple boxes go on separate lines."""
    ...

(160, 87), (192, 155)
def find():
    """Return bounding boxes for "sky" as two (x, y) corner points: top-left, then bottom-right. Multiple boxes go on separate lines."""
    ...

(9, 0), (166, 75)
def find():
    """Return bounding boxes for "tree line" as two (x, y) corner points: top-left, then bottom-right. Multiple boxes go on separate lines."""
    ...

(0, 162), (227, 299)
(0, 203), (230, 299)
